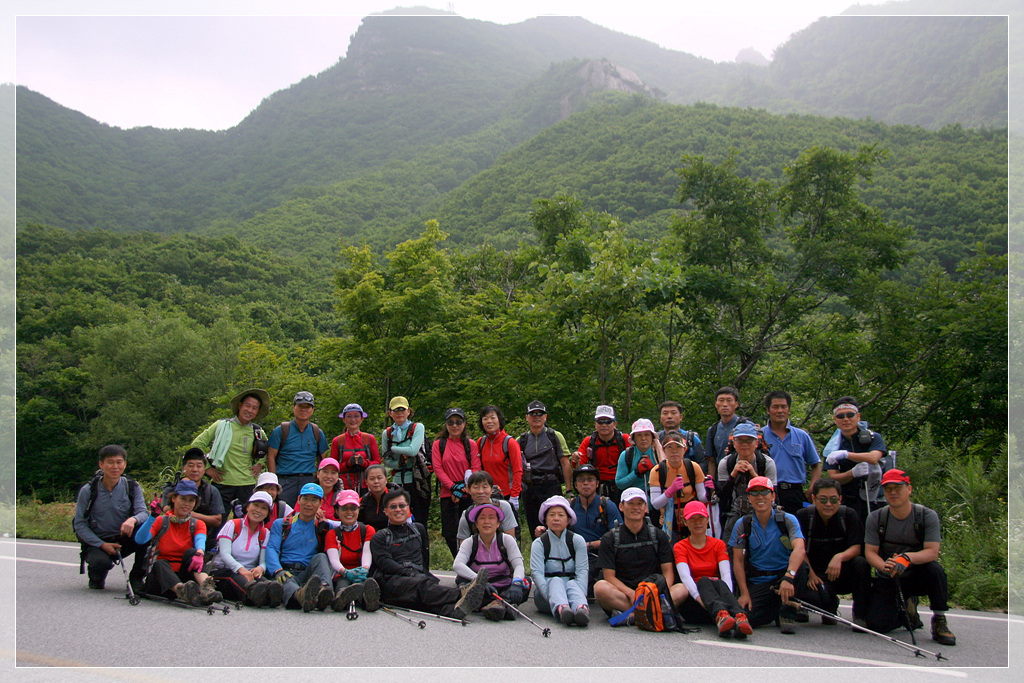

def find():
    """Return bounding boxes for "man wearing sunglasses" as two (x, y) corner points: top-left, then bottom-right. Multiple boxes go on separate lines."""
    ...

(823, 397), (887, 522)
(368, 489), (489, 620)
(794, 479), (871, 628)
(573, 405), (632, 504)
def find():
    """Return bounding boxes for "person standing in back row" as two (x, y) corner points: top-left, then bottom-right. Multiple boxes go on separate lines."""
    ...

(573, 405), (632, 504)
(381, 396), (430, 525)
(518, 400), (572, 534)
(705, 387), (741, 479)
(267, 391), (329, 507)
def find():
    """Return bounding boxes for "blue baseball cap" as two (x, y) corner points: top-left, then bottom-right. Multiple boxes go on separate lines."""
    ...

(299, 483), (325, 499)
(732, 422), (759, 439)
(173, 479), (199, 497)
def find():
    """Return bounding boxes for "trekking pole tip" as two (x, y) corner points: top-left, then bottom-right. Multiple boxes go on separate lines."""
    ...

(543, 628), (551, 637)
(418, 621), (426, 629)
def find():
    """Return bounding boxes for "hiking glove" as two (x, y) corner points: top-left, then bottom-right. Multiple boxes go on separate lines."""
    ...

(850, 462), (871, 477)
(352, 454), (365, 468)
(274, 570), (294, 584)
(504, 582), (527, 604)
(187, 554), (204, 572)
(665, 476), (686, 496)
(345, 567), (368, 583)
(636, 458), (654, 475)
(510, 496), (519, 513)
(826, 450), (850, 465)
(149, 498), (162, 518)
(451, 482), (466, 501)
(891, 553), (912, 577)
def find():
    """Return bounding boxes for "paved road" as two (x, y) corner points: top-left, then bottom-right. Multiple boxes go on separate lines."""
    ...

(4, 539), (1020, 679)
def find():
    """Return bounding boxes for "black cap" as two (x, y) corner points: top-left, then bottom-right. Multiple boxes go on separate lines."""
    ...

(444, 407), (467, 421)
(573, 463), (599, 483)
(182, 447), (207, 463)
(526, 400), (547, 414)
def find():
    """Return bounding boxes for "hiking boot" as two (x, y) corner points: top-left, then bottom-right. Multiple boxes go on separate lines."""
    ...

(574, 605), (590, 628)
(558, 605), (575, 626)
(315, 584), (334, 611)
(852, 617), (869, 633)
(88, 578), (105, 590)
(794, 610), (809, 623)
(246, 580), (269, 607)
(482, 598), (506, 622)
(295, 576), (321, 612)
(780, 616), (796, 634)
(452, 568), (489, 620)
(331, 582), (364, 612)
(176, 580), (203, 607)
(716, 609), (736, 636)
(931, 614), (956, 646)
(905, 596), (923, 630)
(610, 609), (635, 627)
(821, 612), (837, 626)
(199, 577), (223, 605)
(503, 603), (516, 621)
(361, 578), (381, 612)
(266, 581), (284, 608)
(735, 612), (753, 636)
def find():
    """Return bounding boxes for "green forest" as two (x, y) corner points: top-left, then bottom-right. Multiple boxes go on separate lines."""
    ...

(12, 9), (1010, 610)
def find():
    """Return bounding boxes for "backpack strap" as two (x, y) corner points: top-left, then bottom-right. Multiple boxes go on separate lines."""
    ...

(541, 530), (576, 578)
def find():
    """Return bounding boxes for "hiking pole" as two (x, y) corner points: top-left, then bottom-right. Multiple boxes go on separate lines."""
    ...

(789, 597), (946, 661)
(384, 604), (467, 626)
(347, 602), (358, 621)
(894, 577), (918, 646)
(114, 550), (141, 606)
(380, 605), (426, 629)
(490, 592), (551, 637)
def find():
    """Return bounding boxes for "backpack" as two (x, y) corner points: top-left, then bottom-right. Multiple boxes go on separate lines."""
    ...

(335, 522), (369, 556)
(280, 513), (330, 552)
(386, 422), (432, 501)
(144, 515), (198, 575)
(468, 533), (513, 575)
(226, 518), (269, 546)
(877, 503), (926, 555)
(76, 471), (143, 535)
(540, 529), (577, 578)
(587, 430), (627, 469)
(569, 495), (608, 531)
(517, 427), (562, 482)
(277, 421), (325, 454)
(478, 434), (528, 493)
(608, 579), (681, 632)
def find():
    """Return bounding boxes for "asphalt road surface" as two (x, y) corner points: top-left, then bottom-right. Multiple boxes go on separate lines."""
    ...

(4, 539), (1020, 680)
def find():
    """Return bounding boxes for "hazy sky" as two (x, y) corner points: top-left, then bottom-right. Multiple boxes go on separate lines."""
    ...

(8, 0), (861, 131)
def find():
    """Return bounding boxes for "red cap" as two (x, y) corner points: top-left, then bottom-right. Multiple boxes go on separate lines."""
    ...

(746, 476), (774, 491)
(881, 469), (911, 486)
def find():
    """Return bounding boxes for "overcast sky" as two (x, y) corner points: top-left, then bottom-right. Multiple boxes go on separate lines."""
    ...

(8, 0), (863, 131)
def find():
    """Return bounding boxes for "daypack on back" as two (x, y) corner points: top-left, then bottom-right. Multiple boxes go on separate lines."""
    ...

(478, 434), (529, 493)
(75, 471), (143, 536)
(386, 422), (432, 500)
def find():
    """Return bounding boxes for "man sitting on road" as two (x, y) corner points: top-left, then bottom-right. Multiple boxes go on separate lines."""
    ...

(73, 445), (149, 591)
(593, 487), (686, 625)
(265, 483), (336, 612)
(369, 489), (490, 621)
(864, 469), (956, 646)
(794, 478), (870, 628)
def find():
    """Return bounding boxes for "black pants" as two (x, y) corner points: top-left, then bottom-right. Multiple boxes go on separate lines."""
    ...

(143, 547), (201, 599)
(744, 565), (829, 628)
(440, 495), (471, 557)
(82, 536), (149, 585)
(522, 476), (562, 534)
(379, 573), (463, 618)
(679, 576), (747, 624)
(409, 488), (430, 530)
(775, 485), (806, 514)
(809, 555), (871, 619)
(866, 561), (949, 633)
(213, 483), (254, 519)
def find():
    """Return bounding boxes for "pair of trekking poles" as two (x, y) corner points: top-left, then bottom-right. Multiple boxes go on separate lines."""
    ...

(114, 549), (232, 615)
(379, 592), (552, 637)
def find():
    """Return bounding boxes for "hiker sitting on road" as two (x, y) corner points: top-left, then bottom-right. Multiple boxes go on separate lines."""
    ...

(369, 489), (490, 621)
(649, 430), (707, 543)
(73, 444), (149, 592)
(134, 479), (222, 607)
(454, 503), (527, 621)
(864, 469), (955, 646)
(456, 470), (518, 544)
(208, 490), (283, 607)
(359, 464), (402, 532)
(673, 500), (753, 639)
(530, 495), (590, 627)
(594, 487), (686, 625)
(265, 483), (337, 612)
(325, 489), (380, 613)
(160, 447), (224, 551)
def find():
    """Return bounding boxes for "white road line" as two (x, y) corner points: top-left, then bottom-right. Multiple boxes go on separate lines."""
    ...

(695, 639), (968, 675)
(0, 555), (78, 567)
(4, 540), (78, 549)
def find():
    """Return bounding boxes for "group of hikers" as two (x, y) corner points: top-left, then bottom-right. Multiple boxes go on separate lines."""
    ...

(73, 387), (956, 648)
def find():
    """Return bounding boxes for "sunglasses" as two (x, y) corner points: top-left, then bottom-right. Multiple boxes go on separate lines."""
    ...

(747, 490), (772, 497)
(386, 503), (409, 510)
(528, 411), (546, 417)
(446, 419), (465, 426)
(596, 419), (615, 425)
(335, 505), (360, 512)
(834, 412), (858, 420)
(815, 496), (840, 504)
(391, 407), (408, 412)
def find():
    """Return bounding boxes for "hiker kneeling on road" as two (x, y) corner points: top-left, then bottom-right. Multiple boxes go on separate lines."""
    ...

(594, 487), (686, 626)
(73, 445), (149, 592)
(531, 496), (590, 627)
(674, 501), (753, 639)
(369, 489), (489, 621)
(864, 469), (955, 646)
(454, 503), (528, 621)
(208, 491), (283, 607)
(265, 483), (336, 612)
(134, 479), (222, 607)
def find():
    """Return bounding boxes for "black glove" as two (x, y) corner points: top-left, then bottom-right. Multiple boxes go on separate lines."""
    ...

(503, 582), (527, 604)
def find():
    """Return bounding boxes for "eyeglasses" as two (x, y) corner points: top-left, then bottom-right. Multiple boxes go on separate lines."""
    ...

(747, 490), (772, 497)
(446, 419), (465, 427)
(596, 419), (614, 425)
(834, 412), (857, 420)
(815, 496), (840, 504)
(386, 503), (409, 510)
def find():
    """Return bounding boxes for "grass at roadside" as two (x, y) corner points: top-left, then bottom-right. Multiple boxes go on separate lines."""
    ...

(17, 498), (77, 542)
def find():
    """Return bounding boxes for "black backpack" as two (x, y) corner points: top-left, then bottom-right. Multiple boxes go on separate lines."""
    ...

(478, 434), (529, 492)
(277, 421), (324, 453)
(76, 471), (142, 535)
(539, 529), (578, 578)
(877, 503), (926, 554)
(386, 422), (432, 500)
(517, 427), (563, 482)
